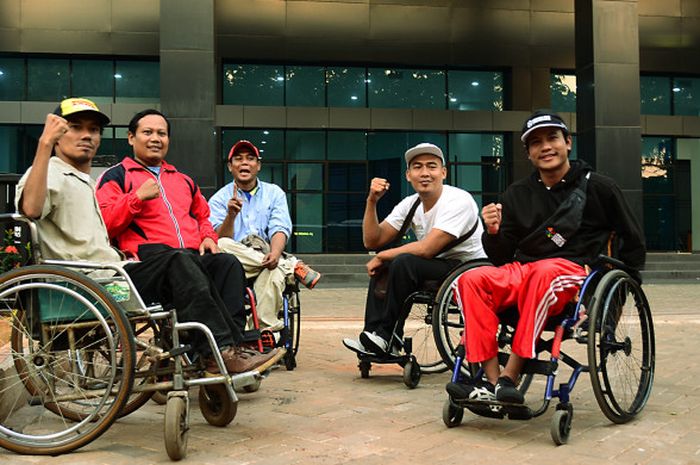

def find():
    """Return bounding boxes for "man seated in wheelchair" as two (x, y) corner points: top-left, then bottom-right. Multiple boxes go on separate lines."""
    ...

(449, 110), (646, 404)
(343, 142), (486, 357)
(16, 98), (278, 375)
(208, 139), (321, 331)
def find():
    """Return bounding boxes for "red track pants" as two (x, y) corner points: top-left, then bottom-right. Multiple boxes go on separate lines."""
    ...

(454, 258), (586, 362)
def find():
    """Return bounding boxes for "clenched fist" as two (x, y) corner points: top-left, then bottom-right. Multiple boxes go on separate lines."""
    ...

(481, 203), (502, 235)
(368, 177), (390, 202)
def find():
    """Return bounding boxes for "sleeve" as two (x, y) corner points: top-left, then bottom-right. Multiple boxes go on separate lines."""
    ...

(481, 190), (520, 266)
(16, 167), (53, 219)
(208, 185), (231, 230)
(431, 190), (478, 238)
(384, 195), (414, 232)
(95, 166), (144, 239)
(607, 182), (646, 270)
(266, 186), (292, 239)
(189, 182), (219, 244)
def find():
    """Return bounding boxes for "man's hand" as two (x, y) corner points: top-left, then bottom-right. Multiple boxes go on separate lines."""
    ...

(227, 185), (243, 218)
(368, 177), (390, 203)
(199, 237), (220, 255)
(366, 255), (384, 277)
(39, 114), (69, 148)
(482, 203), (502, 235)
(261, 250), (281, 270)
(136, 178), (160, 201)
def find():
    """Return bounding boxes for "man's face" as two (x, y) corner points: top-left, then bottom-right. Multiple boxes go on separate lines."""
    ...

(405, 153), (446, 194)
(525, 127), (572, 173)
(228, 149), (261, 184)
(55, 114), (102, 165)
(128, 114), (170, 166)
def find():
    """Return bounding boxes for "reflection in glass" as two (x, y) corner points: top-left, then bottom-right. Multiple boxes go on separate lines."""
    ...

(115, 61), (159, 104)
(72, 60), (114, 106)
(327, 67), (366, 107)
(673, 77), (700, 116)
(222, 129), (284, 161)
(448, 70), (503, 111)
(550, 73), (577, 113)
(286, 66), (325, 107)
(368, 67), (445, 109)
(287, 163), (323, 191)
(640, 75), (671, 115)
(291, 193), (323, 253)
(328, 131), (366, 160)
(286, 131), (325, 160)
(28, 58), (69, 101)
(326, 193), (364, 252)
(223, 64), (284, 106)
(641, 137), (673, 183)
(0, 57), (26, 100)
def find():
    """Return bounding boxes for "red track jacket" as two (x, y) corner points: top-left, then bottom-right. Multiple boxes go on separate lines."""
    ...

(96, 157), (218, 258)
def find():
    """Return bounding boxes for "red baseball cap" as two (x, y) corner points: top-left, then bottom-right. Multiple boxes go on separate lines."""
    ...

(227, 140), (261, 162)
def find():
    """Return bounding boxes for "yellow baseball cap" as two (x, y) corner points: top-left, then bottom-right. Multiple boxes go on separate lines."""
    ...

(53, 97), (110, 126)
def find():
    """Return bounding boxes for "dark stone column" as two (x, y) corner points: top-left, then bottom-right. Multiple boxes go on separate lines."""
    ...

(575, 0), (643, 222)
(160, 0), (219, 197)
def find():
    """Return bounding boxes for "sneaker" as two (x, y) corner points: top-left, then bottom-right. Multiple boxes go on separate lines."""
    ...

(294, 261), (321, 289)
(207, 346), (279, 374)
(495, 376), (524, 404)
(342, 337), (375, 355)
(446, 380), (496, 402)
(359, 331), (389, 355)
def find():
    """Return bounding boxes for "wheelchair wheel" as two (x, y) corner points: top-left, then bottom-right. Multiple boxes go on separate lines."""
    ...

(550, 409), (572, 445)
(0, 265), (135, 455)
(432, 260), (492, 375)
(587, 270), (655, 424)
(198, 384), (238, 427)
(285, 287), (301, 357)
(164, 394), (189, 460)
(118, 318), (162, 417)
(402, 355), (421, 389)
(442, 399), (464, 428)
(403, 298), (446, 374)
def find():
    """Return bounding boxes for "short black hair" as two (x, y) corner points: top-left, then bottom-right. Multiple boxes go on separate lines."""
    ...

(128, 109), (171, 136)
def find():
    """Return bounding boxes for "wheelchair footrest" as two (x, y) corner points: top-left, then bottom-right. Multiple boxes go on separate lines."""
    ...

(241, 329), (261, 343)
(357, 353), (410, 366)
(497, 352), (557, 376)
(456, 397), (535, 421)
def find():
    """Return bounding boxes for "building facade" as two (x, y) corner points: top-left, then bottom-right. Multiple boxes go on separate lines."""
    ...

(1, 0), (699, 253)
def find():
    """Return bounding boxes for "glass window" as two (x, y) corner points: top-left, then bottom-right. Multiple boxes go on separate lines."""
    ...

(367, 67), (445, 109)
(286, 66), (325, 107)
(291, 193), (323, 253)
(448, 133), (506, 207)
(0, 125), (40, 174)
(286, 131), (325, 160)
(326, 193), (365, 252)
(223, 64), (284, 106)
(448, 133), (503, 164)
(27, 58), (69, 101)
(328, 131), (366, 160)
(327, 67), (366, 107)
(259, 162), (284, 186)
(640, 75), (671, 115)
(0, 57), (25, 101)
(222, 129), (284, 161)
(673, 77), (700, 116)
(448, 71), (504, 111)
(550, 73), (577, 113)
(641, 137), (674, 193)
(287, 163), (323, 191)
(72, 60), (114, 106)
(328, 163), (366, 192)
(115, 60), (159, 104)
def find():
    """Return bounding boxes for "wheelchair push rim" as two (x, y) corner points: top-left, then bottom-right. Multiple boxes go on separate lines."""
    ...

(587, 269), (655, 424)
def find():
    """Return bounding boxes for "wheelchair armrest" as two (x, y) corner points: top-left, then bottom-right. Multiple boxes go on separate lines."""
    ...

(590, 255), (642, 284)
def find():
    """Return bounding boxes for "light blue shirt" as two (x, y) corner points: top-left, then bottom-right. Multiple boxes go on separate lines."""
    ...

(208, 180), (292, 243)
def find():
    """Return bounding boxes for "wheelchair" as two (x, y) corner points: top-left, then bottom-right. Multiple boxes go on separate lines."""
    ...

(431, 257), (655, 445)
(245, 275), (301, 372)
(0, 214), (284, 459)
(352, 261), (488, 389)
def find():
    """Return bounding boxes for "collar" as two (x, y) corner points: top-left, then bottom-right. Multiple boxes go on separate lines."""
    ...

(51, 156), (93, 183)
(121, 156), (177, 173)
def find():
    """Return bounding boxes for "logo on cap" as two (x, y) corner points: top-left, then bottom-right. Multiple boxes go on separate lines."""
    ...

(526, 115), (553, 128)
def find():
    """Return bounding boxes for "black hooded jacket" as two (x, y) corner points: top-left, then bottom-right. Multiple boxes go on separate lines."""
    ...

(482, 160), (646, 269)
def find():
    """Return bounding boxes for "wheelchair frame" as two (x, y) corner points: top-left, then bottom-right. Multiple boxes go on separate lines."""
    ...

(431, 258), (656, 444)
(0, 214), (284, 459)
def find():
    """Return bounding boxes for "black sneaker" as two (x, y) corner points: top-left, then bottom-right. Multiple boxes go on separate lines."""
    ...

(495, 376), (524, 404)
(446, 380), (495, 402)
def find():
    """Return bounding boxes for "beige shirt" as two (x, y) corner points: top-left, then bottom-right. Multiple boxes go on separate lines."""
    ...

(16, 156), (122, 263)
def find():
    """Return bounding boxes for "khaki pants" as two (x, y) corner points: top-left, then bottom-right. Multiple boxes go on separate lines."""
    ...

(218, 237), (295, 331)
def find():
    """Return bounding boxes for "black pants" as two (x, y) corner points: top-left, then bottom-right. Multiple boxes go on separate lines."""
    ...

(124, 248), (247, 355)
(363, 253), (459, 343)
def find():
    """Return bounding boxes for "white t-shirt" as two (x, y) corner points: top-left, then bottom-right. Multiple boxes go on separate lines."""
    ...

(384, 184), (487, 262)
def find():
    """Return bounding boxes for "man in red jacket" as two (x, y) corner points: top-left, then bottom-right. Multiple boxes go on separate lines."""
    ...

(96, 108), (277, 370)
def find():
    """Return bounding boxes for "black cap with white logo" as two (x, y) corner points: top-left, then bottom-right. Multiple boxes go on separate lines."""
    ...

(520, 110), (568, 143)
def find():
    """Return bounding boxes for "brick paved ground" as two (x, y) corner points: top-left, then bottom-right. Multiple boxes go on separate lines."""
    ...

(2, 283), (699, 465)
